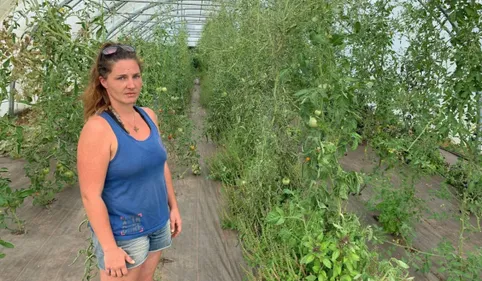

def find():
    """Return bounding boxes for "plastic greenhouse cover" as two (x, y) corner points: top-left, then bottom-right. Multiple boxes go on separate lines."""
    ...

(2, 0), (218, 46)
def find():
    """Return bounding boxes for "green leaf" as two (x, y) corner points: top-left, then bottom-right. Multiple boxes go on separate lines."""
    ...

(346, 260), (354, 272)
(0, 240), (14, 248)
(310, 33), (326, 46)
(332, 223), (342, 229)
(0, 253), (5, 258)
(465, 6), (477, 18)
(334, 262), (342, 277)
(316, 232), (324, 241)
(2, 58), (10, 68)
(295, 88), (317, 99)
(395, 259), (410, 269)
(303, 241), (313, 248)
(354, 21), (361, 33)
(302, 254), (315, 264)
(322, 258), (332, 268)
(332, 249), (340, 261)
(317, 273), (327, 281)
(275, 206), (285, 217)
(351, 253), (360, 261)
(276, 216), (285, 225)
(266, 210), (281, 225)
(340, 275), (352, 281)
(330, 34), (344, 46)
(283, 189), (294, 195)
(305, 275), (317, 281)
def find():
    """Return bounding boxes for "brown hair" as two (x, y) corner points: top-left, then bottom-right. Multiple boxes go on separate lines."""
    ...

(82, 42), (142, 121)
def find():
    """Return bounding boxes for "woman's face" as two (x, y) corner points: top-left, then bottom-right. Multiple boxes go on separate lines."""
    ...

(99, 59), (142, 106)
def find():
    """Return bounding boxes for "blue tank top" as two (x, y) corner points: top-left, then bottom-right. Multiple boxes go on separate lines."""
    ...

(99, 106), (170, 240)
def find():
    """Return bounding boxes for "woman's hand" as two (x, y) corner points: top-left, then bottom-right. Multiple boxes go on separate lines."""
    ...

(103, 247), (135, 278)
(170, 208), (182, 238)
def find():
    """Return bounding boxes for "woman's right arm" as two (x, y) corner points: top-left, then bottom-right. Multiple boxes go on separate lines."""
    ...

(77, 116), (133, 277)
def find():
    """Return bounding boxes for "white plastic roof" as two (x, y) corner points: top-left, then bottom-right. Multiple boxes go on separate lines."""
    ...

(3, 0), (219, 46)
(0, 0), (17, 21)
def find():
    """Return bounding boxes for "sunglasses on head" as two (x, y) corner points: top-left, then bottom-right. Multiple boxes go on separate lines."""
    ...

(101, 45), (136, 56)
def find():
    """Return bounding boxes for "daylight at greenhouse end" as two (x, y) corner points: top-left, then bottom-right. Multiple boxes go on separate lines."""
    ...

(0, 0), (481, 281)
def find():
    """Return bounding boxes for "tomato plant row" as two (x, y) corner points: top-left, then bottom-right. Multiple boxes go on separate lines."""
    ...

(197, 0), (481, 280)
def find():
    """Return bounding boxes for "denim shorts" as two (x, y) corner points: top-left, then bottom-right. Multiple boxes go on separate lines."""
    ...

(92, 220), (172, 270)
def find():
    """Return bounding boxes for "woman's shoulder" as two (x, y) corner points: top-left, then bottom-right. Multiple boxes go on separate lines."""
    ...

(140, 107), (158, 125)
(140, 106), (155, 116)
(80, 114), (111, 136)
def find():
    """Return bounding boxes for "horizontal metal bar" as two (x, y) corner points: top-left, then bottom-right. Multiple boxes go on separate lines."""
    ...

(119, 8), (216, 16)
(104, 0), (220, 5)
(125, 14), (209, 21)
(107, 2), (158, 38)
(128, 20), (206, 24)
(128, 22), (204, 34)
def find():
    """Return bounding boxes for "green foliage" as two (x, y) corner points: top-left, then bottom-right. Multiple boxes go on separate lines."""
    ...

(0, 168), (29, 258)
(367, 173), (424, 241)
(0, 168), (34, 233)
(429, 240), (482, 281)
(446, 161), (482, 217)
(198, 0), (412, 279)
(246, 189), (411, 281)
(198, 0), (482, 280)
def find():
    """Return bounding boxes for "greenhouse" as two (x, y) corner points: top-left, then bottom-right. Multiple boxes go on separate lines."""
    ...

(0, 0), (481, 281)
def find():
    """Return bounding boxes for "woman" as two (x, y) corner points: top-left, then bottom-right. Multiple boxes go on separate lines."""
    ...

(77, 42), (182, 281)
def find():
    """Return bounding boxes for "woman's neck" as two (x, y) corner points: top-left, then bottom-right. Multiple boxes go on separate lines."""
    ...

(109, 103), (136, 117)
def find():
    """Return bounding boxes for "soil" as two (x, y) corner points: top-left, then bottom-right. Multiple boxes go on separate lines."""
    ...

(340, 145), (482, 280)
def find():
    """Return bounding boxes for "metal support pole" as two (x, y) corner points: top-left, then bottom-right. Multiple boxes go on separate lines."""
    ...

(8, 81), (15, 116)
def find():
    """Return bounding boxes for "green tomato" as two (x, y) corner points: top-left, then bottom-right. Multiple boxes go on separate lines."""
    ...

(308, 117), (318, 128)
(314, 110), (322, 116)
(282, 177), (290, 185)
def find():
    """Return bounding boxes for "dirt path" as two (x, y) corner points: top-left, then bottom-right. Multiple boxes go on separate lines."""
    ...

(0, 158), (88, 281)
(158, 82), (247, 281)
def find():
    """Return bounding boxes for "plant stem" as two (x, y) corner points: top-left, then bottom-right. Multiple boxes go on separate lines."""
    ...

(406, 119), (431, 152)
(384, 240), (444, 258)
(476, 91), (482, 157)
(11, 209), (24, 233)
(458, 191), (467, 257)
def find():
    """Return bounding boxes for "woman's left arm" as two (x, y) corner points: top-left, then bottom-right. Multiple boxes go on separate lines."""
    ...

(143, 107), (182, 238)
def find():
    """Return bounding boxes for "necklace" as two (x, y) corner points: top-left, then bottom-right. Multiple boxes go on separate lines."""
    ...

(108, 106), (139, 134)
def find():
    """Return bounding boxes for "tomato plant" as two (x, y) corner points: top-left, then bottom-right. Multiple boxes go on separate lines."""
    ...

(198, 0), (481, 279)
(0, 168), (34, 234)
